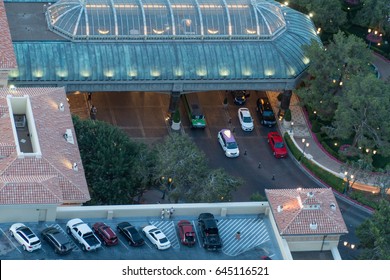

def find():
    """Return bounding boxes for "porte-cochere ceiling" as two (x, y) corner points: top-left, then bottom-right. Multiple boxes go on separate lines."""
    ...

(10, 0), (321, 92)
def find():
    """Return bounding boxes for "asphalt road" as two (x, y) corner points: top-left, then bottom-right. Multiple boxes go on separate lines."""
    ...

(68, 90), (372, 260)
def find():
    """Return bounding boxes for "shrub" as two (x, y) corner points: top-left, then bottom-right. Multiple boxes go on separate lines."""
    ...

(250, 192), (267, 202)
(311, 120), (321, 133)
(172, 109), (181, 123)
(284, 109), (292, 121)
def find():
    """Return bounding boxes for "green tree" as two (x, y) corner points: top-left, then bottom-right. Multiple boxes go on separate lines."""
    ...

(330, 74), (390, 157)
(289, 0), (347, 33)
(353, 0), (390, 34)
(190, 168), (243, 203)
(297, 31), (372, 120)
(356, 200), (390, 260)
(72, 116), (153, 205)
(153, 133), (242, 202)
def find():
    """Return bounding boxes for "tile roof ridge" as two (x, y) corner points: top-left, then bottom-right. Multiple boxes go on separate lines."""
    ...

(39, 155), (89, 199)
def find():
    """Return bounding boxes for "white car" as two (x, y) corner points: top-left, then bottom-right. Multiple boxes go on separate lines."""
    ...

(238, 108), (254, 131)
(142, 225), (171, 250)
(9, 223), (41, 252)
(217, 129), (239, 158)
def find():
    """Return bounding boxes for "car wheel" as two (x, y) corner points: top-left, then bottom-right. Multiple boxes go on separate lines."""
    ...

(9, 231), (13, 237)
(66, 227), (71, 234)
(273, 151), (276, 157)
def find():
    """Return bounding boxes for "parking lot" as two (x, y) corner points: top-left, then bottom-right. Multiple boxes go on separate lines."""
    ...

(0, 214), (282, 260)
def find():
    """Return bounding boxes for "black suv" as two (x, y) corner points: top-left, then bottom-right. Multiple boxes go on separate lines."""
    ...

(41, 227), (73, 255)
(256, 97), (276, 127)
(198, 213), (222, 250)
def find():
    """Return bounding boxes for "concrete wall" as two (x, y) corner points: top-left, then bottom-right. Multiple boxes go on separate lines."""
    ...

(0, 204), (57, 223)
(55, 202), (270, 221)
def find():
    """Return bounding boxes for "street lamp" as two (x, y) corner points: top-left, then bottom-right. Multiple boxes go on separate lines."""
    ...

(343, 172), (354, 194)
(303, 142), (310, 156)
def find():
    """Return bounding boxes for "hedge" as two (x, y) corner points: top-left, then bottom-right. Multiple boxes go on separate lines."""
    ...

(284, 133), (344, 193)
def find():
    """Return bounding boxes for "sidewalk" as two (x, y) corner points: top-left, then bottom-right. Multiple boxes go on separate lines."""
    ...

(267, 53), (390, 194)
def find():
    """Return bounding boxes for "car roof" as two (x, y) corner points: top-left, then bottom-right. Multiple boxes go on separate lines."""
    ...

(269, 132), (283, 141)
(219, 129), (236, 143)
(239, 108), (251, 116)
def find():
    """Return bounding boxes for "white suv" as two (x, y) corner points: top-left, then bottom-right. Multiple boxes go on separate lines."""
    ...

(9, 223), (41, 252)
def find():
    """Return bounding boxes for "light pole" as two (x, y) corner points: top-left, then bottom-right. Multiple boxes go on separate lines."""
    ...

(343, 172), (354, 194)
(303, 142), (309, 157)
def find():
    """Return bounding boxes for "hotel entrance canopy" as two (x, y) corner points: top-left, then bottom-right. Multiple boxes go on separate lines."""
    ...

(7, 0), (321, 92)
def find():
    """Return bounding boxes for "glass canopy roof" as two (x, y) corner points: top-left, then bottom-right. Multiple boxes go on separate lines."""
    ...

(46, 0), (287, 40)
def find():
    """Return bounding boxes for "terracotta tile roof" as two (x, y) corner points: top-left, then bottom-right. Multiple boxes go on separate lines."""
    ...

(265, 188), (348, 236)
(0, 87), (90, 205)
(0, 0), (17, 69)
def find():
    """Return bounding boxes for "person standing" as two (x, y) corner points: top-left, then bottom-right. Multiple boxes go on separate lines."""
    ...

(90, 105), (97, 120)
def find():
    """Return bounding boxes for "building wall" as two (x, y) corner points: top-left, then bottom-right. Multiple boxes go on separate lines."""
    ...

(285, 235), (341, 252)
(0, 204), (57, 222)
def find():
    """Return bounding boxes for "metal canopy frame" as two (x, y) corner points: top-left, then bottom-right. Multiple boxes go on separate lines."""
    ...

(46, 0), (288, 41)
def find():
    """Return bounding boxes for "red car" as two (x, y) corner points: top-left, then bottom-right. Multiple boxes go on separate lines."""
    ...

(92, 222), (118, 246)
(178, 220), (196, 246)
(267, 132), (288, 158)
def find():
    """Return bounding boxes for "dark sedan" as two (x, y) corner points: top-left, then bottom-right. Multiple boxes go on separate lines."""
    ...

(117, 222), (145, 246)
(41, 227), (73, 255)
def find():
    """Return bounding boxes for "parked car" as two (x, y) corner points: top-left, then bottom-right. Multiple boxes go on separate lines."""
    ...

(117, 222), (145, 247)
(256, 97), (276, 127)
(41, 227), (73, 255)
(198, 213), (222, 250)
(142, 225), (171, 250)
(66, 218), (101, 251)
(9, 223), (41, 252)
(230, 90), (250, 105)
(267, 131), (288, 158)
(178, 220), (196, 246)
(238, 107), (254, 131)
(217, 129), (239, 158)
(92, 222), (118, 246)
(182, 94), (206, 129)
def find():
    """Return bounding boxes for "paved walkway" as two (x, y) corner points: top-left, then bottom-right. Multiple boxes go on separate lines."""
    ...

(268, 52), (390, 194)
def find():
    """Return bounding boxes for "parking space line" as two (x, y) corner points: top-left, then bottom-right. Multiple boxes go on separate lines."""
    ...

(192, 220), (203, 249)
(0, 228), (21, 254)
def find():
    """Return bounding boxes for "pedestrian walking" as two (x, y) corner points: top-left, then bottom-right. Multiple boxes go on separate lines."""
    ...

(161, 209), (165, 220)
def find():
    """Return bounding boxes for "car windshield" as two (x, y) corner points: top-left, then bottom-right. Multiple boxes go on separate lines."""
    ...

(185, 235), (195, 242)
(159, 237), (168, 243)
(193, 115), (204, 119)
(226, 142), (238, 149)
(263, 110), (274, 117)
(243, 116), (252, 123)
(206, 228), (218, 235)
(275, 142), (285, 148)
